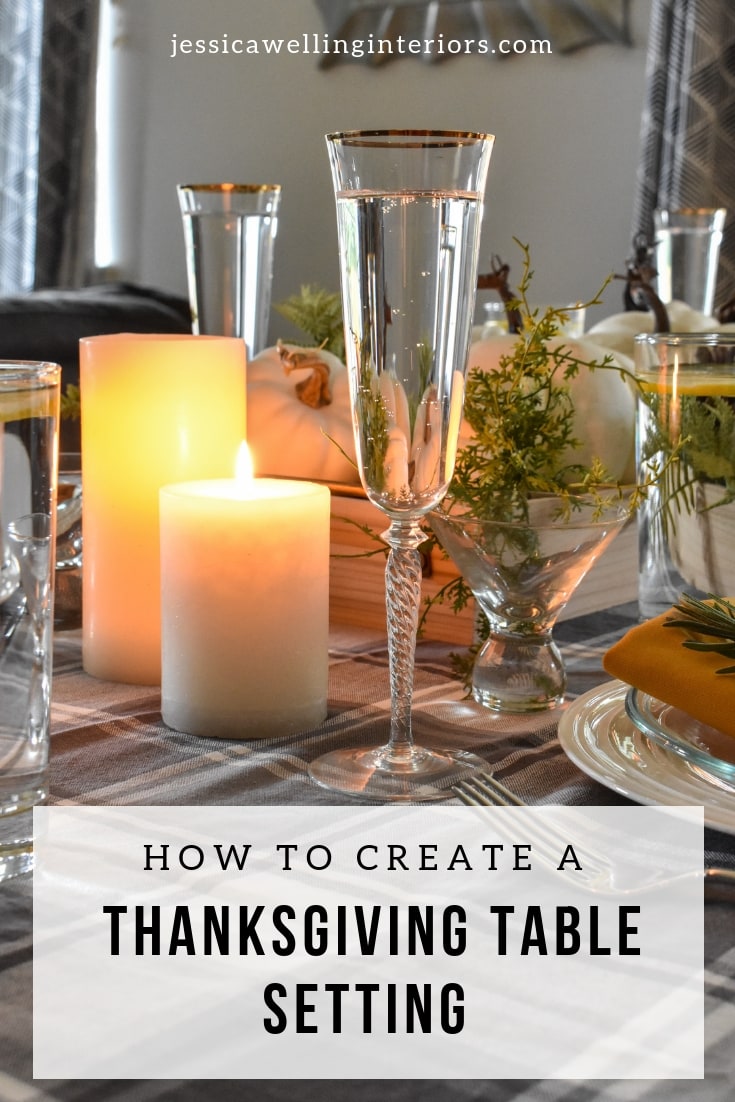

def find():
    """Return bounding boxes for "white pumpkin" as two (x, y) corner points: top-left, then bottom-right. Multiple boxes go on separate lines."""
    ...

(247, 342), (359, 484)
(585, 300), (719, 359)
(462, 333), (637, 484)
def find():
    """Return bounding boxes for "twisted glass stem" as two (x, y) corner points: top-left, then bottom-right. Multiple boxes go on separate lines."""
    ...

(383, 519), (426, 763)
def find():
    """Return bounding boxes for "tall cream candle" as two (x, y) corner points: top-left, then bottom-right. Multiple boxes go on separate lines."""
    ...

(80, 334), (247, 684)
(160, 456), (330, 739)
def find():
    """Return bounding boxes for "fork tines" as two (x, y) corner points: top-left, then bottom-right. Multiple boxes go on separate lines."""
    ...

(454, 770), (526, 807)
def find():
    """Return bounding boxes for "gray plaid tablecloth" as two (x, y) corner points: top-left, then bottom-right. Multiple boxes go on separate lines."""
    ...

(1, 604), (734, 1100)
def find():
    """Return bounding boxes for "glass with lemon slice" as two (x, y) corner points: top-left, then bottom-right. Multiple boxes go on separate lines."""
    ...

(634, 333), (735, 618)
(0, 361), (60, 881)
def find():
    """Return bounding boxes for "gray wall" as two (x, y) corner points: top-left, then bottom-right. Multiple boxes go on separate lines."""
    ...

(121, 0), (652, 337)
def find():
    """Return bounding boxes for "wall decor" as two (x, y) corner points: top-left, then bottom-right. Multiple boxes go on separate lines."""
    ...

(313, 0), (633, 66)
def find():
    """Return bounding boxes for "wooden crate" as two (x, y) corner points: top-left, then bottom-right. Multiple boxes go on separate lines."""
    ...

(329, 489), (638, 644)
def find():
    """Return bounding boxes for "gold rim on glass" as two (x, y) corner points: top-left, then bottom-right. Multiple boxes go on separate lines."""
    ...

(177, 183), (281, 193)
(326, 128), (493, 147)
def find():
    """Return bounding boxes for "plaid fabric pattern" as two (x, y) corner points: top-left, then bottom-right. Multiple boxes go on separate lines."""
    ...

(1, 605), (733, 1099)
(631, 0), (735, 307)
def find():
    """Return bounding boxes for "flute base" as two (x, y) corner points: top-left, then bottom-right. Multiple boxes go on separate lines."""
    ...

(308, 744), (486, 803)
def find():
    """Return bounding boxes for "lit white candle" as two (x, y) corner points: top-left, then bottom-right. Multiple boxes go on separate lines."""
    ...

(160, 447), (330, 738)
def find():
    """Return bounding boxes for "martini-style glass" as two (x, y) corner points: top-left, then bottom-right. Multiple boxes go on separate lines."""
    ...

(309, 129), (494, 801)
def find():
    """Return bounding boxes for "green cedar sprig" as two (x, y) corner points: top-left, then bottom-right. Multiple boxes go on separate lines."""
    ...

(448, 240), (633, 526)
(274, 284), (345, 360)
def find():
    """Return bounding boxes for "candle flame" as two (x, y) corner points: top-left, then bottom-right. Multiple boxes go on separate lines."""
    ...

(235, 442), (254, 490)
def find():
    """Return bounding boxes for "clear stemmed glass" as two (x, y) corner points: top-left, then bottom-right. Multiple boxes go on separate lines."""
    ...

(431, 496), (630, 712)
(309, 129), (494, 801)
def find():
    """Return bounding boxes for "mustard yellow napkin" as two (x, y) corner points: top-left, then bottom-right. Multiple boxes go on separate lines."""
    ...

(603, 608), (735, 738)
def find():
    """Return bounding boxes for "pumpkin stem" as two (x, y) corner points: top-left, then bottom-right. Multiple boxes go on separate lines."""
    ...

(615, 232), (670, 331)
(477, 257), (523, 333)
(277, 340), (333, 409)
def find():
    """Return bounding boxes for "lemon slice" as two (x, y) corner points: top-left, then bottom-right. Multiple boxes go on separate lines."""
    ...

(0, 384), (57, 423)
(637, 372), (735, 398)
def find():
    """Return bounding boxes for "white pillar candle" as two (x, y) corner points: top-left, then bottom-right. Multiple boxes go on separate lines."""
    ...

(160, 455), (330, 739)
(80, 334), (247, 685)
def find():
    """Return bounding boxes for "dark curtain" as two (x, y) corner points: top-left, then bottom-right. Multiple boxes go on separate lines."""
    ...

(0, 1), (43, 293)
(33, 0), (98, 289)
(631, 0), (735, 310)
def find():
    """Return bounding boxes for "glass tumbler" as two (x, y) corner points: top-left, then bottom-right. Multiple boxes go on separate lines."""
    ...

(177, 183), (281, 360)
(653, 207), (726, 316)
(0, 360), (60, 880)
(634, 332), (735, 618)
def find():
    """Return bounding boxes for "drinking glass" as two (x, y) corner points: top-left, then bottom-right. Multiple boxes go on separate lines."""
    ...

(653, 208), (726, 316)
(634, 332), (735, 618)
(309, 129), (494, 801)
(177, 183), (281, 360)
(431, 497), (628, 712)
(0, 361), (60, 880)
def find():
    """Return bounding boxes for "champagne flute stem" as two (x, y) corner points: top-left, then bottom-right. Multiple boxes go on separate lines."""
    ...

(383, 519), (425, 763)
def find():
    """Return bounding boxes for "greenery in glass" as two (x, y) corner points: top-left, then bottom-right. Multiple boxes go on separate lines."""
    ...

(427, 245), (642, 710)
(634, 333), (735, 616)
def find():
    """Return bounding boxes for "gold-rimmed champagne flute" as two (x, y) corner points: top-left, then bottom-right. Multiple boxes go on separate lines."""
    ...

(309, 129), (494, 801)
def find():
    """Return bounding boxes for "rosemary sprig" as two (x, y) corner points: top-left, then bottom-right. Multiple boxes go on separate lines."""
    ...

(664, 593), (735, 674)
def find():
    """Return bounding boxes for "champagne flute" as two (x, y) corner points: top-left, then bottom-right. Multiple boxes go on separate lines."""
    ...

(309, 129), (494, 801)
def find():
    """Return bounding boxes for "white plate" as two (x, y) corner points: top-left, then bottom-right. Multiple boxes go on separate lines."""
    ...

(557, 680), (735, 836)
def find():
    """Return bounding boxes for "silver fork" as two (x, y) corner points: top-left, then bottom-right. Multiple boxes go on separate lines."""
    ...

(453, 770), (735, 895)
(454, 771), (526, 809)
